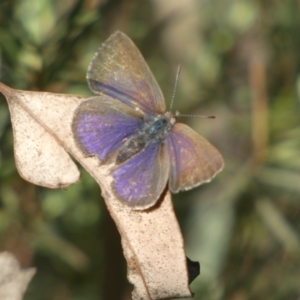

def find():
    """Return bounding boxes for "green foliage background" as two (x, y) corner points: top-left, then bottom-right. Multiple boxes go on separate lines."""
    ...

(0, 0), (300, 299)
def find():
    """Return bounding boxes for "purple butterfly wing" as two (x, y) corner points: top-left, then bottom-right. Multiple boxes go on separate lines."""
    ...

(87, 31), (166, 115)
(112, 142), (169, 208)
(72, 96), (143, 161)
(166, 123), (224, 193)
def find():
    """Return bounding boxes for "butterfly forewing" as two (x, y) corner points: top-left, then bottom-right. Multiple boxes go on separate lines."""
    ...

(72, 96), (143, 161)
(166, 123), (224, 193)
(87, 31), (166, 115)
(112, 142), (170, 208)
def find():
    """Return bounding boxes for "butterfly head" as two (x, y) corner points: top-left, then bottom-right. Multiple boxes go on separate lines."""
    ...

(164, 111), (176, 126)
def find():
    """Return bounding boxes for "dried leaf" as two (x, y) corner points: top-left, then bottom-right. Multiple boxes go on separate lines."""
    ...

(0, 83), (81, 188)
(0, 83), (192, 300)
(0, 252), (36, 300)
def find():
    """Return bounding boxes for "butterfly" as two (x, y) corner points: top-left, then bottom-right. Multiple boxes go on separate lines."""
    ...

(72, 31), (224, 209)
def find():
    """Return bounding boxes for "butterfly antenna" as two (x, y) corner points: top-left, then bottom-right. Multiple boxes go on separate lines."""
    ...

(170, 66), (216, 119)
(170, 65), (181, 111)
(177, 113), (216, 118)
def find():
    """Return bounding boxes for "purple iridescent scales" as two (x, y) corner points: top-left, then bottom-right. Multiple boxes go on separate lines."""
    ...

(113, 143), (169, 206)
(72, 31), (224, 208)
(73, 96), (143, 161)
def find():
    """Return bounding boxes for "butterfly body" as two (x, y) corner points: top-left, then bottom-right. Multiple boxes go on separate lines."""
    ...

(72, 31), (224, 209)
(117, 113), (174, 164)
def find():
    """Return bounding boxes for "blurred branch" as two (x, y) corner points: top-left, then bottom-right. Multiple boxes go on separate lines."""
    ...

(249, 52), (269, 166)
(255, 197), (300, 254)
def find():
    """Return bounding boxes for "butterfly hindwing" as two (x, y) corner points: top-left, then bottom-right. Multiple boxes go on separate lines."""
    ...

(166, 123), (224, 193)
(112, 142), (170, 208)
(87, 31), (166, 115)
(72, 96), (143, 161)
